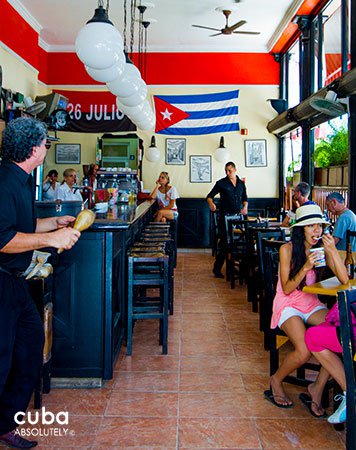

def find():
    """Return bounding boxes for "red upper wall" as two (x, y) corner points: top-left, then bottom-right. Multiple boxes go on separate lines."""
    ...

(0, 0), (39, 69)
(46, 52), (279, 85)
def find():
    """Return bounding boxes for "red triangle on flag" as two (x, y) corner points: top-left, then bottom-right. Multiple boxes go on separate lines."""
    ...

(154, 96), (190, 133)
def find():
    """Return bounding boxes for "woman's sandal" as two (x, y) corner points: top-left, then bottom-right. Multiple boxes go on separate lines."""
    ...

(264, 387), (293, 408)
(299, 392), (327, 418)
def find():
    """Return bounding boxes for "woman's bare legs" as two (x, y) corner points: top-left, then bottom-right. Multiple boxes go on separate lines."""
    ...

(154, 209), (175, 222)
(304, 308), (330, 414)
(270, 316), (311, 406)
(311, 350), (346, 391)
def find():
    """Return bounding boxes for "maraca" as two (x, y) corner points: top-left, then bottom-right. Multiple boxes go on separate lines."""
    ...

(58, 209), (96, 254)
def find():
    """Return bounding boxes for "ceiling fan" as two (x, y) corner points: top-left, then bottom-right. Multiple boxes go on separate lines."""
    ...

(192, 8), (261, 37)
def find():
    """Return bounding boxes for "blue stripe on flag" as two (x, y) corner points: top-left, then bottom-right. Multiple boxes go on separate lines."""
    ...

(156, 90), (239, 104)
(186, 106), (238, 120)
(157, 122), (240, 135)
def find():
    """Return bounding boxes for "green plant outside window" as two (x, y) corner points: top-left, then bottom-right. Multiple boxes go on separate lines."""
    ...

(314, 125), (348, 168)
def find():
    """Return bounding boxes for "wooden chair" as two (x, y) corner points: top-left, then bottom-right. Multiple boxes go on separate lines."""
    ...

(337, 289), (356, 450)
(246, 227), (280, 312)
(210, 210), (220, 257)
(250, 229), (286, 339)
(225, 217), (267, 289)
(262, 239), (328, 392)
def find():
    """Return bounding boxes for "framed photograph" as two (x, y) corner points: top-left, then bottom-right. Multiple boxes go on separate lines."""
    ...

(165, 138), (186, 165)
(244, 139), (267, 167)
(55, 144), (81, 164)
(189, 155), (212, 183)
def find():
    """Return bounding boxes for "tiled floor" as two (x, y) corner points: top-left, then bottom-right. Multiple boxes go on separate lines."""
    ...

(14, 252), (346, 449)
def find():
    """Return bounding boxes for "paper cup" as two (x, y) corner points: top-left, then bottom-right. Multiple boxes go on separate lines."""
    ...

(310, 247), (326, 267)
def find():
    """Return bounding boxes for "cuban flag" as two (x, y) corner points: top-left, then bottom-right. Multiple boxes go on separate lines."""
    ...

(153, 90), (239, 135)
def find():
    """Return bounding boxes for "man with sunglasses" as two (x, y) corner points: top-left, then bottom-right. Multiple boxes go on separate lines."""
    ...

(0, 117), (81, 448)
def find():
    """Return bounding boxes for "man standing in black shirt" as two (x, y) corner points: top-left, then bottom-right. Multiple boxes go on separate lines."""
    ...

(0, 117), (81, 448)
(207, 161), (248, 278)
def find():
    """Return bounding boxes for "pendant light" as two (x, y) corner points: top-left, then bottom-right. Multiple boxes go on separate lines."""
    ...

(214, 136), (230, 162)
(145, 136), (160, 162)
(75, 1), (124, 71)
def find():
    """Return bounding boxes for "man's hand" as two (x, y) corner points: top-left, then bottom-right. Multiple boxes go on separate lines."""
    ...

(240, 206), (248, 215)
(208, 198), (216, 212)
(50, 228), (81, 250)
(56, 215), (76, 229)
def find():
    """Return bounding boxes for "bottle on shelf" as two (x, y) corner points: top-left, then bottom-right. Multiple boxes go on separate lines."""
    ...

(344, 242), (354, 280)
(279, 208), (284, 223)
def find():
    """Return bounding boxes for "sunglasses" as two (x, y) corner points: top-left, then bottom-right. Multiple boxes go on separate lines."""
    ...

(45, 141), (52, 150)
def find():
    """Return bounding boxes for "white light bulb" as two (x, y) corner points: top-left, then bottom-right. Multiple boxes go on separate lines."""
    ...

(215, 147), (230, 163)
(146, 146), (160, 162)
(75, 23), (123, 70)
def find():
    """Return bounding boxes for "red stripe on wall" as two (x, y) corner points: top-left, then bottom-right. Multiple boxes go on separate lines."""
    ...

(45, 52), (278, 86)
(0, 0), (39, 70)
(143, 53), (279, 85)
(38, 47), (48, 83)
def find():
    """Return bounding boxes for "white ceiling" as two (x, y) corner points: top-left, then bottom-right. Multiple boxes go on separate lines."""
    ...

(10, 0), (303, 53)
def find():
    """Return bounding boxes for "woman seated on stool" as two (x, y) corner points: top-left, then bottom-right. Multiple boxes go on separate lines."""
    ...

(150, 171), (179, 222)
(57, 168), (83, 202)
(42, 169), (59, 201)
(305, 302), (356, 424)
(264, 204), (348, 415)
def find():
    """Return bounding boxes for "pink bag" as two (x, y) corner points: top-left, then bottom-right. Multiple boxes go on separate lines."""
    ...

(325, 302), (356, 326)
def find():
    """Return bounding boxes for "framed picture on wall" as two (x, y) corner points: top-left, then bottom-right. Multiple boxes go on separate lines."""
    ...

(165, 138), (186, 165)
(244, 139), (267, 167)
(189, 155), (212, 183)
(55, 144), (81, 164)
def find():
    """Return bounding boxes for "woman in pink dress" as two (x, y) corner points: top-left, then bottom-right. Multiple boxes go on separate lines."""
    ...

(264, 204), (348, 415)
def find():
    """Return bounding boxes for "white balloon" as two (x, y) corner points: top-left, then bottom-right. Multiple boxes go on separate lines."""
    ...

(116, 98), (145, 120)
(75, 22), (123, 70)
(85, 57), (125, 83)
(135, 103), (154, 122)
(135, 112), (156, 130)
(137, 121), (155, 131)
(107, 74), (143, 98)
(124, 63), (142, 80)
(119, 82), (148, 107)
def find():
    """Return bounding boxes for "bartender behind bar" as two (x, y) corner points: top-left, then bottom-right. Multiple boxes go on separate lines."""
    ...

(0, 117), (80, 449)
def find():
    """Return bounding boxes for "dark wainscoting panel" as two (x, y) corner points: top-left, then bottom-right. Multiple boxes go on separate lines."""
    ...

(176, 198), (210, 248)
(176, 197), (279, 248)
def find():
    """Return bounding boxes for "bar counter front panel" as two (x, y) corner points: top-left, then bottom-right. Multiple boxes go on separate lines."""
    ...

(47, 201), (155, 382)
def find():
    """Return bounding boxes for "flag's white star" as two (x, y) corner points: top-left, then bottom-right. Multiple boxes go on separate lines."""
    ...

(161, 108), (173, 121)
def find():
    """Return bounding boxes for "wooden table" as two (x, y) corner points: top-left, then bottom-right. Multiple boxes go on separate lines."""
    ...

(303, 276), (356, 296)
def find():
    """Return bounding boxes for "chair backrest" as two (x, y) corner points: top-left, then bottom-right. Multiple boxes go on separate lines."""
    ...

(262, 240), (285, 329)
(225, 216), (268, 249)
(248, 208), (266, 218)
(337, 288), (356, 447)
(224, 216), (246, 246)
(257, 229), (286, 278)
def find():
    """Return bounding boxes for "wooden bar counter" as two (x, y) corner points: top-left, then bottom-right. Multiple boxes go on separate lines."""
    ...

(49, 200), (155, 386)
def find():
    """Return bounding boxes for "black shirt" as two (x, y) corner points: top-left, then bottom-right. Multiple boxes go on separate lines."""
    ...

(0, 159), (36, 271)
(207, 175), (248, 215)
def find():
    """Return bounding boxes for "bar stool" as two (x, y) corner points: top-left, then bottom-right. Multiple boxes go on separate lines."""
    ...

(148, 220), (178, 268)
(127, 252), (169, 355)
(142, 236), (175, 314)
